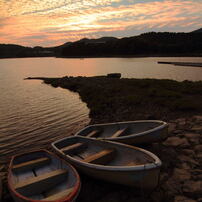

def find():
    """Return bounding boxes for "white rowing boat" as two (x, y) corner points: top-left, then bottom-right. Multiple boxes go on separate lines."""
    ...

(75, 120), (168, 144)
(52, 136), (161, 190)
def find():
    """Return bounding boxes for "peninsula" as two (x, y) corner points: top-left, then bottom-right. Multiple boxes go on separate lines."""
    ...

(26, 76), (202, 123)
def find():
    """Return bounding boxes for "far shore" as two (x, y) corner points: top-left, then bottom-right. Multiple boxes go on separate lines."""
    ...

(0, 54), (202, 60)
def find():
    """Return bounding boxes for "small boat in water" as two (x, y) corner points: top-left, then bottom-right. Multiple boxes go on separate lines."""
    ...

(52, 136), (161, 190)
(8, 150), (80, 202)
(75, 120), (168, 145)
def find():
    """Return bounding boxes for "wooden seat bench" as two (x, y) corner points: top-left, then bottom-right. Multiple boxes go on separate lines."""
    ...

(86, 130), (101, 138)
(111, 127), (128, 138)
(84, 149), (115, 165)
(127, 161), (140, 166)
(12, 157), (50, 172)
(43, 187), (74, 201)
(15, 169), (68, 196)
(61, 143), (86, 154)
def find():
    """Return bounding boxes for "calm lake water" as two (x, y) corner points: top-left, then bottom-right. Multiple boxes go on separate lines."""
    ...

(0, 57), (202, 163)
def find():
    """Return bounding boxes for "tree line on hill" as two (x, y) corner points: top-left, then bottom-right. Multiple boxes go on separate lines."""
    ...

(60, 32), (202, 57)
(0, 29), (202, 58)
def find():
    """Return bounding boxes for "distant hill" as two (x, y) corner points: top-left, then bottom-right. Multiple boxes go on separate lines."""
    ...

(191, 28), (202, 33)
(60, 32), (202, 57)
(0, 44), (54, 58)
(1, 31), (202, 58)
(0, 44), (27, 58)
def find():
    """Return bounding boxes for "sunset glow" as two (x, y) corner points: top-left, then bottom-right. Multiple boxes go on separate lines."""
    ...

(0, 0), (202, 46)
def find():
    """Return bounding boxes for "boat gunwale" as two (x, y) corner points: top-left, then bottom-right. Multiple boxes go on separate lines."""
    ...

(74, 120), (168, 140)
(7, 149), (81, 202)
(51, 136), (162, 172)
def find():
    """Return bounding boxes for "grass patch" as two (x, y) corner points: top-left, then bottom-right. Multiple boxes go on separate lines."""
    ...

(34, 76), (202, 121)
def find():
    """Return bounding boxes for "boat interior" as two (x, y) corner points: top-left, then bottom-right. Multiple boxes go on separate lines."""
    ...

(54, 137), (155, 167)
(77, 122), (162, 139)
(11, 151), (77, 201)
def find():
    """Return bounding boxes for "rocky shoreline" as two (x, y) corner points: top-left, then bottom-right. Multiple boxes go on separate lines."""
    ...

(1, 116), (201, 202)
(1, 76), (201, 201)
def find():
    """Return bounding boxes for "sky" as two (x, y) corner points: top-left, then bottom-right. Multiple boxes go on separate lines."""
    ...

(0, 0), (202, 47)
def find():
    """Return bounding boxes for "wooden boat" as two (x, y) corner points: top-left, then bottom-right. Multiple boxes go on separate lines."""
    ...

(8, 150), (80, 202)
(75, 120), (168, 145)
(52, 136), (161, 190)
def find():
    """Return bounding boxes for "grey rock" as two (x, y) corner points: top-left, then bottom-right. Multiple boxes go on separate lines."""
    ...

(193, 115), (202, 121)
(173, 168), (191, 181)
(165, 176), (182, 195)
(194, 145), (202, 153)
(168, 122), (177, 134)
(182, 149), (195, 157)
(191, 125), (202, 133)
(163, 137), (189, 147)
(174, 195), (196, 202)
(183, 180), (202, 195)
(184, 133), (200, 144)
(178, 155), (198, 166)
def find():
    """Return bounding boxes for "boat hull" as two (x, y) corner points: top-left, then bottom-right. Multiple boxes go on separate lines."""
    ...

(52, 136), (161, 190)
(57, 153), (160, 189)
(75, 120), (168, 145)
(8, 150), (80, 202)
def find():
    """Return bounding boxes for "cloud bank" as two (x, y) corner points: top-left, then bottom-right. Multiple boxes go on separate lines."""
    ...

(0, 0), (201, 46)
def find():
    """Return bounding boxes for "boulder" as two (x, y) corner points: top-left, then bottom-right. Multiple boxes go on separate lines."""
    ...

(178, 155), (198, 166)
(184, 133), (200, 144)
(176, 118), (186, 123)
(173, 130), (183, 135)
(191, 169), (202, 175)
(177, 120), (187, 129)
(183, 180), (202, 196)
(193, 115), (202, 121)
(173, 168), (191, 181)
(194, 145), (202, 153)
(191, 125), (202, 133)
(0, 165), (5, 172)
(184, 133), (200, 139)
(165, 176), (182, 195)
(180, 163), (191, 170)
(168, 122), (177, 134)
(182, 149), (195, 157)
(163, 137), (189, 147)
(174, 195), (196, 202)
(196, 153), (202, 164)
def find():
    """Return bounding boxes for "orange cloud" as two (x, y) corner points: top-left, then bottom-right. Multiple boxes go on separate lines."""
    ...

(0, 0), (201, 46)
